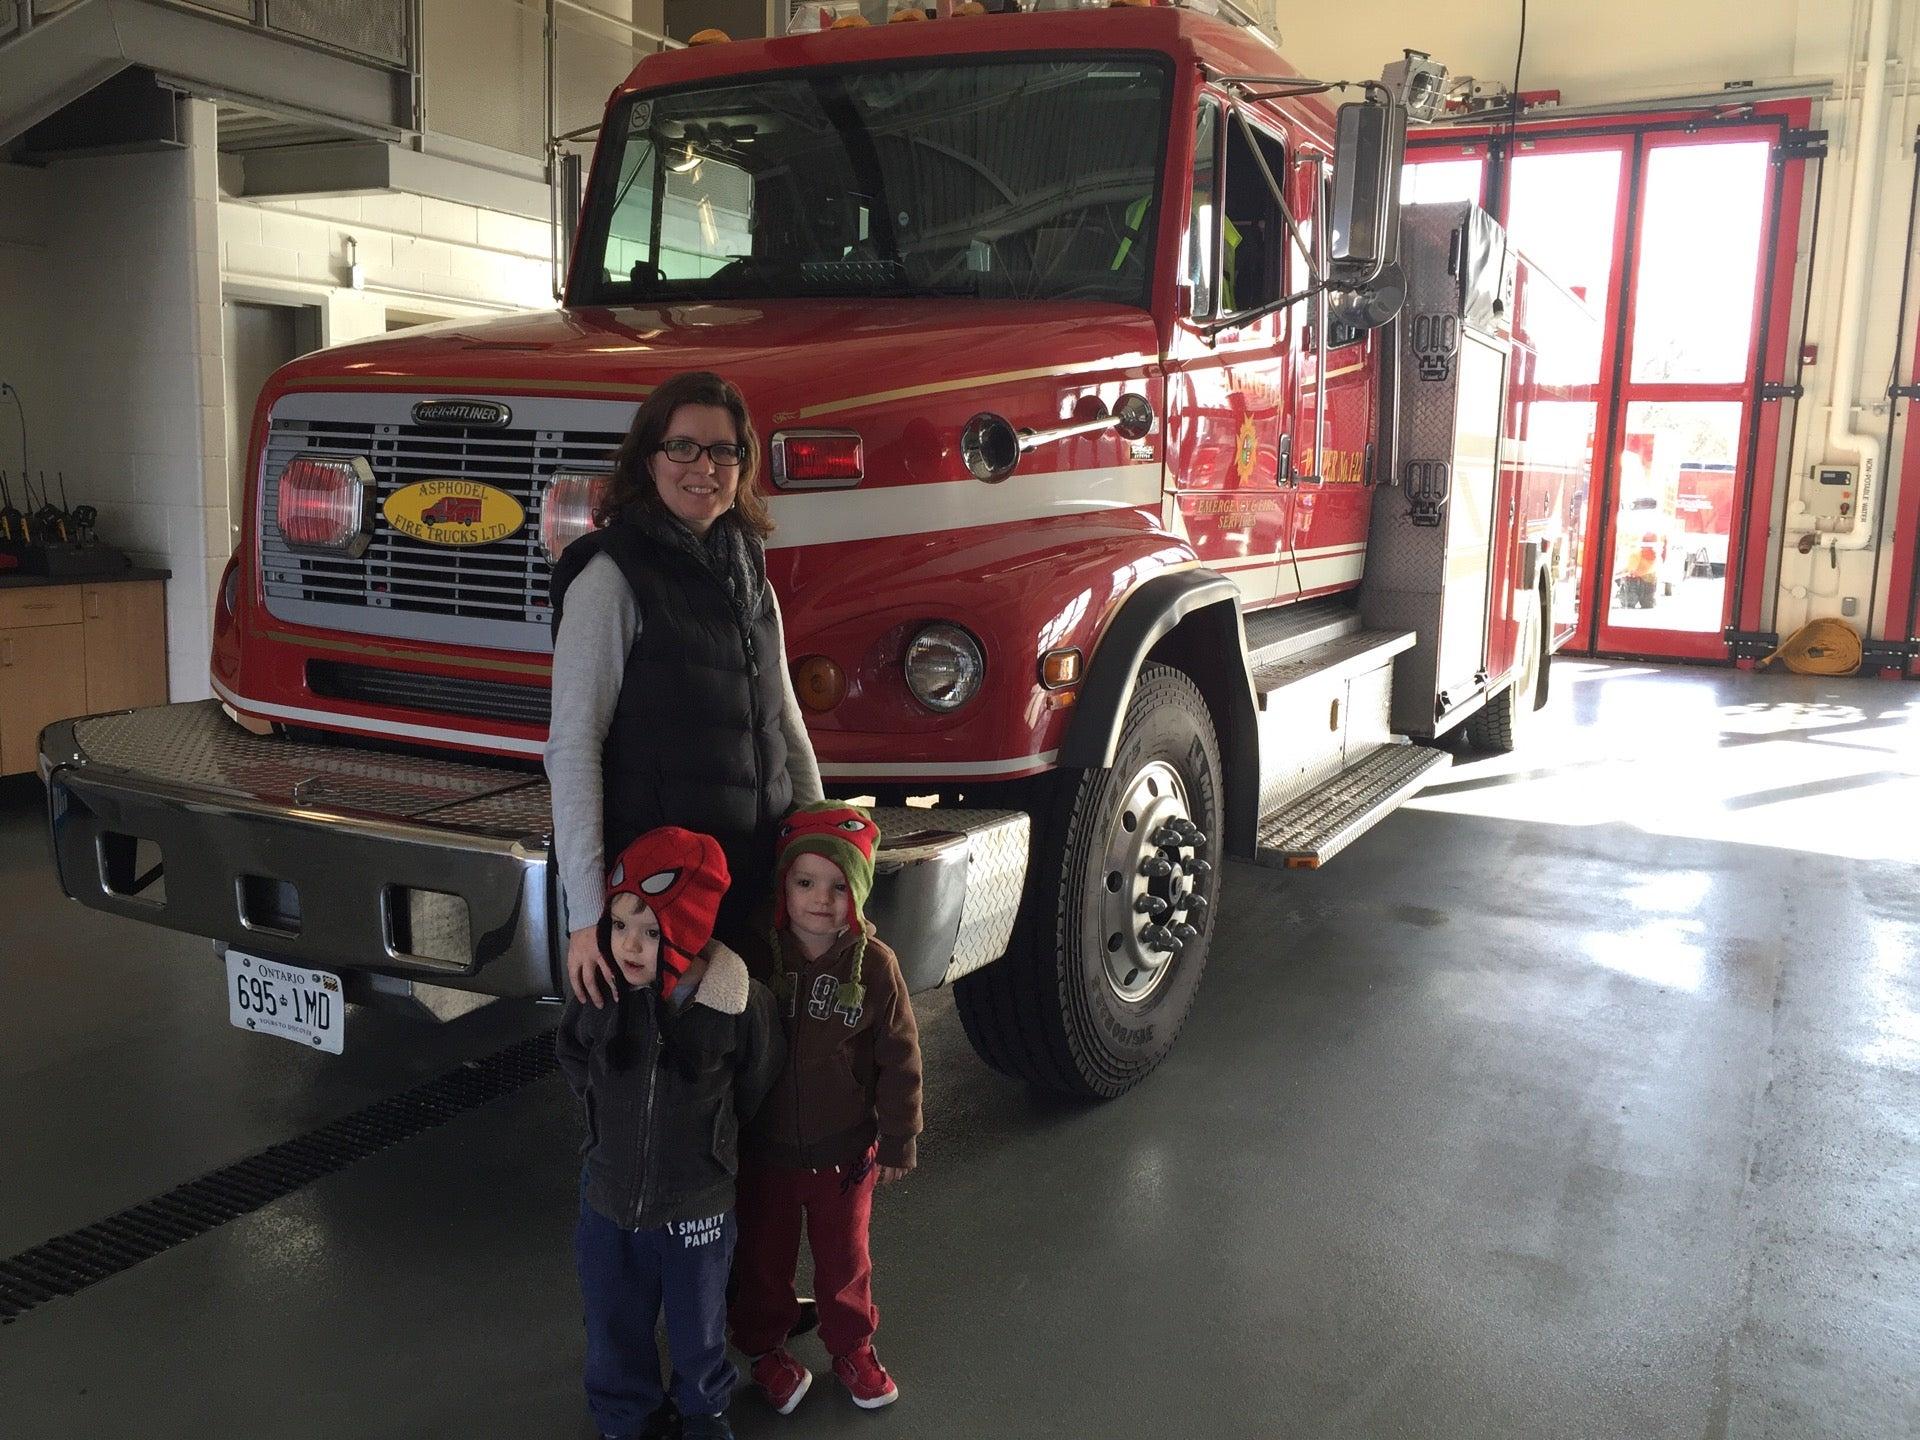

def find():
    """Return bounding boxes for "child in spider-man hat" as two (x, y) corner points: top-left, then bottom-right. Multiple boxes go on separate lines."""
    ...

(556, 825), (785, 1440)
(730, 802), (923, 1414)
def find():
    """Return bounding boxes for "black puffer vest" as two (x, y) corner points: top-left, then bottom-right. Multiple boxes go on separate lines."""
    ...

(551, 521), (791, 932)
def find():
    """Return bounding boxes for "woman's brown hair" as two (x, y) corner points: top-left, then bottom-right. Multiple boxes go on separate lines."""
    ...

(597, 370), (774, 538)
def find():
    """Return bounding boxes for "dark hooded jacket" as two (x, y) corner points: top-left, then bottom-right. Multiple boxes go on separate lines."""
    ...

(741, 921), (923, 1172)
(556, 942), (784, 1229)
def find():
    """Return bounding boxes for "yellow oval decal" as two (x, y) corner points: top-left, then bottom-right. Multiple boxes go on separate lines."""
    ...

(383, 480), (526, 547)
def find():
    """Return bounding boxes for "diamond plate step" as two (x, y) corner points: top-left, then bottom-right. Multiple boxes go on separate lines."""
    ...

(1252, 626), (1416, 702)
(1244, 595), (1363, 671)
(1254, 742), (1451, 870)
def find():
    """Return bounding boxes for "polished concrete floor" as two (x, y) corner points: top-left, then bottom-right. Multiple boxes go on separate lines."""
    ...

(2, 660), (1917, 1439)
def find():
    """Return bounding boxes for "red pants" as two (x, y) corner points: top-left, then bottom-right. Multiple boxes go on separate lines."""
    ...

(730, 1154), (877, 1359)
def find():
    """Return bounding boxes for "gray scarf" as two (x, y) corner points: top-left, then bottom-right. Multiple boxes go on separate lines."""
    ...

(631, 504), (768, 674)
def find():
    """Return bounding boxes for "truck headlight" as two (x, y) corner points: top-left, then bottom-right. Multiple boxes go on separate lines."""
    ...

(904, 623), (983, 713)
(276, 453), (372, 554)
(539, 472), (609, 561)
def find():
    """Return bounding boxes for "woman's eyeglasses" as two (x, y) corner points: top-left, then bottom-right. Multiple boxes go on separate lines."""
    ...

(657, 438), (747, 467)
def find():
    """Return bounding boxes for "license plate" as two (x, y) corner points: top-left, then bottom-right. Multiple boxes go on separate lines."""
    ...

(225, 951), (345, 1053)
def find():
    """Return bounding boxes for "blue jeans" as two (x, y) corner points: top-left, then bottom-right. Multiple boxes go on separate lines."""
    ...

(575, 1194), (738, 1434)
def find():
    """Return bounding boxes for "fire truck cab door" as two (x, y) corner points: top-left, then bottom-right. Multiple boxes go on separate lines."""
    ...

(1165, 98), (1293, 608)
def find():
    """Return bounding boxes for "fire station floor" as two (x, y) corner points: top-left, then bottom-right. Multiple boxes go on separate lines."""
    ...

(2, 658), (1918, 1440)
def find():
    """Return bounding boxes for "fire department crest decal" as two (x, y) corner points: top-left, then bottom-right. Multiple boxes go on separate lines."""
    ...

(383, 480), (526, 546)
(1234, 415), (1259, 484)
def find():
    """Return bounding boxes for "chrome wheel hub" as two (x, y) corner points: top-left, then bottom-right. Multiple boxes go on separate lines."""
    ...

(1097, 760), (1212, 1004)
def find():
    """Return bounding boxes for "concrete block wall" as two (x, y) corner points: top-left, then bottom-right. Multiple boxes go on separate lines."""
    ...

(0, 100), (224, 701)
(218, 190), (555, 320)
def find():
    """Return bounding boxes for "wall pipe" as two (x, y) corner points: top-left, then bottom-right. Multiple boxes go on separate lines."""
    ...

(1821, 0), (1894, 555)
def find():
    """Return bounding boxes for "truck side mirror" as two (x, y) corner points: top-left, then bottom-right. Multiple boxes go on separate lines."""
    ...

(1329, 101), (1402, 287)
(1328, 260), (1407, 332)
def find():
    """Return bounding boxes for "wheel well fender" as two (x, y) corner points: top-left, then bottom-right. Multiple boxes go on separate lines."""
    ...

(1060, 571), (1261, 855)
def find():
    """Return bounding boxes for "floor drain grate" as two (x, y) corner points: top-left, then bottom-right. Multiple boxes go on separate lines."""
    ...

(0, 1026), (558, 1325)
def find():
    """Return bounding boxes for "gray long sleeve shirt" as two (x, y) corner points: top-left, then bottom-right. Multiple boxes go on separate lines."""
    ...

(545, 551), (824, 930)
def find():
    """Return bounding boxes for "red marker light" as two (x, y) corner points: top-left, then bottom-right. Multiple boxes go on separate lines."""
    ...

(771, 432), (864, 490)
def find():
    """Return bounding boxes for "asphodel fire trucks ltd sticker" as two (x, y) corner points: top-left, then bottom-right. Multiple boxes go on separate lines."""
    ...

(383, 480), (526, 546)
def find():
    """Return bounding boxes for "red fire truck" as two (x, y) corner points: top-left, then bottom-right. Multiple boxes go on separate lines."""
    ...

(421, 496), (484, 527)
(39, 4), (1591, 1095)
(1676, 461), (1735, 578)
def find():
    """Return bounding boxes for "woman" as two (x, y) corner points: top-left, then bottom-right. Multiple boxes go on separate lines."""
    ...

(546, 370), (823, 1008)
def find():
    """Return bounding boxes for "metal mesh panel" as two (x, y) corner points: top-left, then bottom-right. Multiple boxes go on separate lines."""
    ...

(267, 0), (411, 66)
(554, 3), (650, 138)
(424, 0), (546, 158)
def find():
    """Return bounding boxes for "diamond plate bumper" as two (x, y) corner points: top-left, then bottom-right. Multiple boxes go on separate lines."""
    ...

(39, 702), (1029, 999)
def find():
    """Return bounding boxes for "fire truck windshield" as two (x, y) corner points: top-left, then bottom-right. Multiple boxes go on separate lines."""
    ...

(572, 56), (1172, 308)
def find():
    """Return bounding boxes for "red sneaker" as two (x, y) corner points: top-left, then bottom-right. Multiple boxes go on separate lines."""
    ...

(833, 1345), (899, 1409)
(749, 1347), (812, 1415)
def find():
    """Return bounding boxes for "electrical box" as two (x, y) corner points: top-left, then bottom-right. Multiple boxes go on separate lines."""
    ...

(1802, 463), (1858, 526)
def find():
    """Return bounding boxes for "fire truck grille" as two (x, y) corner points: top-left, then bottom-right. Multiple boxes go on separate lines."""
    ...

(259, 414), (625, 648)
(307, 661), (553, 728)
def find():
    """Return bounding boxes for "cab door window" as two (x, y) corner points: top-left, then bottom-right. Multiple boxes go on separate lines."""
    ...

(1184, 102), (1221, 317)
(1219, 113), (1289, 316)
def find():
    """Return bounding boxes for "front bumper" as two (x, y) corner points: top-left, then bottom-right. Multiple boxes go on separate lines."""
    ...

(39, 702), (1028, 999)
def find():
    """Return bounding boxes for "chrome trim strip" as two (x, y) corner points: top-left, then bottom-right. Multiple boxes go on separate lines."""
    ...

(816, 750), (1059, 779)
(212, 675), (546, 756)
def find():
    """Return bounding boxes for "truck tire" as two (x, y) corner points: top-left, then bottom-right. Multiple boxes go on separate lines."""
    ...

(954, 664), (1224, 1099)
(1465, 588), (1543, 754)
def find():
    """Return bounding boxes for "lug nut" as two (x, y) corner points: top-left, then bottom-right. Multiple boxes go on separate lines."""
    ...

(1151, 825), (1183, 847)
(1185, 858), (1213, 877)
(1140, 857), (1174, 879)
(1140, 924), (1174, 951)
(1134, 895), (1169, 917)
(1184, 894), (1209, 917)
(1172, 922), (1198, 943)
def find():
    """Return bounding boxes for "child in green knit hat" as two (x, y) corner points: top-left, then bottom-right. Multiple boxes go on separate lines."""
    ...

(732, 802), (923, 1414)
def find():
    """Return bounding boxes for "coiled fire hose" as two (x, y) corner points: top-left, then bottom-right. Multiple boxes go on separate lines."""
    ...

(1758, 618), (1864, 676)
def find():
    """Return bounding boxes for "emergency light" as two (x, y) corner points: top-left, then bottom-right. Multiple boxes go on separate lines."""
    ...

(276, 454), (371, 555)
(539, 472), (609, 561)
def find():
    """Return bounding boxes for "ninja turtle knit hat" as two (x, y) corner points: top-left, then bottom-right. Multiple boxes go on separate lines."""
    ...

(773, 802), (881, 1011)
(605, 826), (730, 998)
